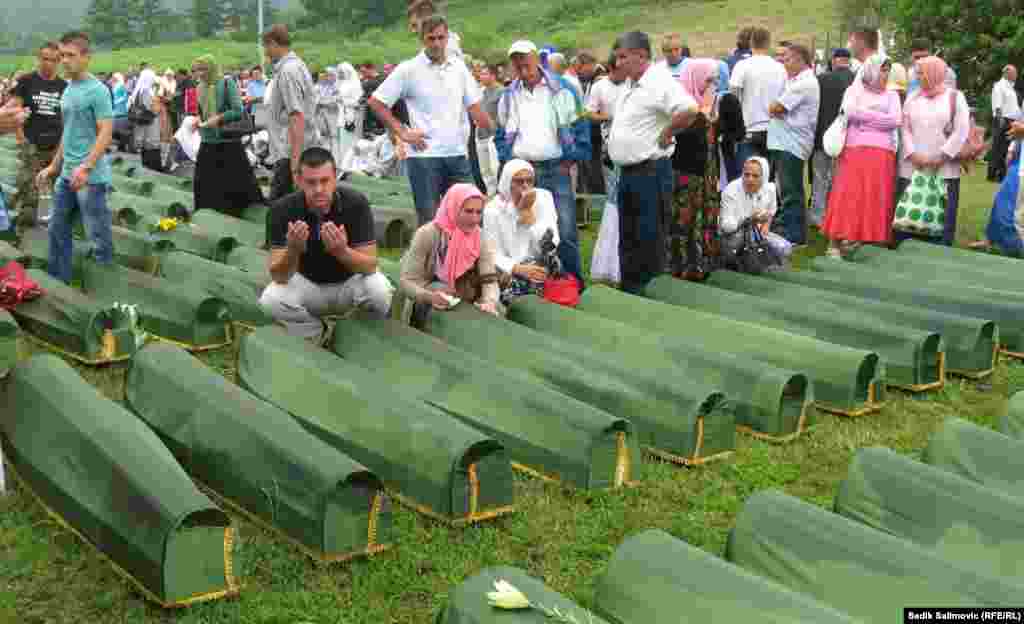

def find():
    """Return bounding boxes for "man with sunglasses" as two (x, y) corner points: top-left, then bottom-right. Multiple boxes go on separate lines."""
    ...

(10, 41), (67, 227)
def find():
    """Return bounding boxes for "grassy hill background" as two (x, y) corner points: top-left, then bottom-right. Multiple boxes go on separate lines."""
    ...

(0, 0), (842, 75)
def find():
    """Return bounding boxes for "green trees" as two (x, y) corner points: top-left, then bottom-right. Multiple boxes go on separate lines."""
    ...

(299, 0), (406, 34)
(85, 0), (172, 49)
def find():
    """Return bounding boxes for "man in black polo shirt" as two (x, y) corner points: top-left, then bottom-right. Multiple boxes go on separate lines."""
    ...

(10, 41), (67, 226)
(260, 146), (393, 342)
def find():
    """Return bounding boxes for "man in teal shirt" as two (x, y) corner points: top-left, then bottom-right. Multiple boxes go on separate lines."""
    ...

(36, 30), (114, 283)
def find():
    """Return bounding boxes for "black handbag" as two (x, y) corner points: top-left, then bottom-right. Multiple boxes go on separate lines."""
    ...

(216, 78), (257, 140)
(723, 218), (781, 275)
(127, 95), (156, 125)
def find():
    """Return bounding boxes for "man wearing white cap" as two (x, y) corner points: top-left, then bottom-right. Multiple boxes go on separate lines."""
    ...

(495, 39), (591, 283)
(369, 14), (492, 224)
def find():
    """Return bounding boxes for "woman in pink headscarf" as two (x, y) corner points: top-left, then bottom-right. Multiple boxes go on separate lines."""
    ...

(400, 183), (502, 323)
(896, 56), (970, 246)
(822, 53), (902, 256)
(672, 58), (722, 278)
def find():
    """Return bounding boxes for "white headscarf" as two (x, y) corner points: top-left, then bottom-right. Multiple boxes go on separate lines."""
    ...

(337, 62), (363, 106)
(497, 158), (533, 202)
(128, 68), (157, 108)
(719, 156), (776, 233)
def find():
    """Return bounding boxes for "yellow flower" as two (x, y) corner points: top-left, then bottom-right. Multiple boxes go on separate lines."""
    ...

(157, 217), (179, 232)
(487, 579), (531, 610)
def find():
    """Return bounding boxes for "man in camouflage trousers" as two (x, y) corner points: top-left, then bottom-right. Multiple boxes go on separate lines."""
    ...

(10, 42), (67, 228)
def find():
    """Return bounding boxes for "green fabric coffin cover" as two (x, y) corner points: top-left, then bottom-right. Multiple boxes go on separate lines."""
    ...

(238, 202), (270, 226)
(793, 258), (1024, 352)
(112, 173), (195, 210)
(14, 268), (139, 363)
(647, 276), (944, 388)
(426, 301), (735, 464)
(845, 244), (1024, 294)
(19, 224), (166, 276)
(899, 239), (1023, 268)
(238, 326), (514, 524)
(506, 295), (810, 440)
(725, 490), (1020, 623)
(109, 188), (186, 225)
(111, 156), (193, 191)
(190, 210), (266, 250)
(223, 245), (271, 278)
(705, 270), (998, 376)
(331, 314), (641, 489)
(923, 417), (1024, 504)
(1, 355), (237, 607)
(595, 529), (858, 624)
(835, 446), (1024, 584)
(436, 565), (606, 624)
(0, 240), (27, 264)
(577, 285), (884, 414)
(1000, 391), (1024, 439)
(126, 215), (238, 261)
(125, 343), (392, 561)
(80, 260), (232, 349)
(0, 308), (16, 377)
(372, 206), (414, 249)
(158, 251), (272, 327)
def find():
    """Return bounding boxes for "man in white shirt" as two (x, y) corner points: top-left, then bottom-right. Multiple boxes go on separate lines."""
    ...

(767, 43), (820, 246)
(729, 27), (787, 164)
(607, 31), (697, 294)
(369, 15), (492, 225)
(906, 40), (957, 96)
(989, 65), (1020, 182)
(586, 53), (628, 199)
(495, 40), (592, 282)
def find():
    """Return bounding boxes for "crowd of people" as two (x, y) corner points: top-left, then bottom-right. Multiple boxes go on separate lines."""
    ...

(1, 9), (1023, 345)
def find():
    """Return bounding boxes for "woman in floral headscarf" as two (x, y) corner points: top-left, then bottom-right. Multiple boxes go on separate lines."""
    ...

(189, 54), (264, 218)
(821, 53), (902, 257)
(400, 183), (502, 325)
(895, 56), (970, 246)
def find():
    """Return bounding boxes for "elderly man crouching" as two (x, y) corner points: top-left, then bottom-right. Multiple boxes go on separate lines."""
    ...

(607, 31), (698, 294)
(260, 147), (393, 343)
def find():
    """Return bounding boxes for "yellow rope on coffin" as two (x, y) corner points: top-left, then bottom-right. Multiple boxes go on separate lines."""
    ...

(643, 417), (733, 467)
(889, 352), (946, 393)
(815, 378), (885, 418)
(736, 399), (814, 444)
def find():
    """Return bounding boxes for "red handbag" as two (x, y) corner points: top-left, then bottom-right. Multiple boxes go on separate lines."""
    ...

(542, 274), (581, 307)
(0, 261), (42, 309)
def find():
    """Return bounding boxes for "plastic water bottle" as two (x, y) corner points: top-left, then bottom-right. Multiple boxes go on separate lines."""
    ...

(37, 180), (53, 227)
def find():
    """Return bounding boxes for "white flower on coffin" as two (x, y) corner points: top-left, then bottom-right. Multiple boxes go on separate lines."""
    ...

(487, 579), (531, 610)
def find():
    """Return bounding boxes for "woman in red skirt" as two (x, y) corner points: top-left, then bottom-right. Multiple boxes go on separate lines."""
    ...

(822, 54), (902, 257)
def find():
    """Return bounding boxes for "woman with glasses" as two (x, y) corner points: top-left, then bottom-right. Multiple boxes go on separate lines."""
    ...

(483, 159), (561, 304)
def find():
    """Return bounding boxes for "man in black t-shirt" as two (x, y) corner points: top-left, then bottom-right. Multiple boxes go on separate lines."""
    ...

(260, 146), (393, 342)
(11, 41), (67, 225)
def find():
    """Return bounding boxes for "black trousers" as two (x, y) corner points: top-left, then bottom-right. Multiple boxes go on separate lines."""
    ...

(270, 158), (296, 202)
(618, 157), (673, 294)
(989, 118), (1011, 182)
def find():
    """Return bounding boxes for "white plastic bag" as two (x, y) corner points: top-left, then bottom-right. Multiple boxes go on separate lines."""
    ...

(823, 110), (848, 158)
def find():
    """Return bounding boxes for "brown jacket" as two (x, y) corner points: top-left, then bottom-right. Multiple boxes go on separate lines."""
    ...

(399, 223), (500, 306)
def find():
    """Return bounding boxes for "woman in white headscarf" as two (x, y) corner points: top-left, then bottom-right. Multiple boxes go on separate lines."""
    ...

(719, 156), (792, 259)
(483, 159), (561, 304)
(336, 63), (364, 173)
(316, 67), (343, 168)
(129, 69), (163, 171)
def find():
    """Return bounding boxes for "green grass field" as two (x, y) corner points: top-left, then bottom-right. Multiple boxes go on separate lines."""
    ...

(0, 0), (843, 75)
(1, 163), (1019, 624)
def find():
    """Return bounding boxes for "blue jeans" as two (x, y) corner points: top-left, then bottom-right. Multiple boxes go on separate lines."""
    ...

(531, 159), (581, 282)
(406, 156), (473, 225)
(618, 157), (673, 294)
(49, 177), (113, 283)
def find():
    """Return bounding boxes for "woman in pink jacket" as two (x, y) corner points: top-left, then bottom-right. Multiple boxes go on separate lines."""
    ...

(895, 56), (970, 246)
(822, 54), (902, 256)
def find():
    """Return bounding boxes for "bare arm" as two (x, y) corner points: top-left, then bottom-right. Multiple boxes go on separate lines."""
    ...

(287, 111), (304, 168)
(468, 102), (492, 131)
(660, 107), (698, 145)
(335, 242), (378, 275)
(10, 95), (25, 143)
(367, 97), (404, 136)
(268, 247), (299, 284)
(83, 119), (113, 171)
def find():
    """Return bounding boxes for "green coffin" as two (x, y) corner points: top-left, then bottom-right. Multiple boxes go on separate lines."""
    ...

(80, 260), (232, 350)
(222, 245), (271, 278)
(430, 301), (735, 465)
(331, 314), (641, 489)
(20, 224), (166, 276)
(0, 355), (238, 607)
(111, 156), (193, 191)
(648, 276), (944, 389)
(791, 258), (1024, 353)
(835, 446), (1024, 584)
(1000, 391), (1024, 439)
(238, 326), (515, 525)
(436, 565), (607, 624)
(0, 308), (16, 377)
(725, 490), (1020, 622)
(594, 529), (858, 624)
(109, 189), (184, 226)
(190, 210), (266, 250)
(158, 251), (272, 327)
(899, 239), (1023, 267)
(13, 268), (139, 363)
(846, 244), (1024, 290)
(0, 240), (26, 264)
(507, 295), (810, 441)
(923, 417), (1024, 504)
(238, 202), (270, 226)
(577, 285), (884, 416)
(372, 205), (415, 249)
(705, 270), (998, 377)
(125, 343), (392, 561)
(112, 173), (195, 210)
(130, 216), (238, 262)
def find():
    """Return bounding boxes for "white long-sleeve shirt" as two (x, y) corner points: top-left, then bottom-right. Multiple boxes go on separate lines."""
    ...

(992, 78), (1021, 120)
(482, 188), (560, 273)
(719, 178), (777, 233)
